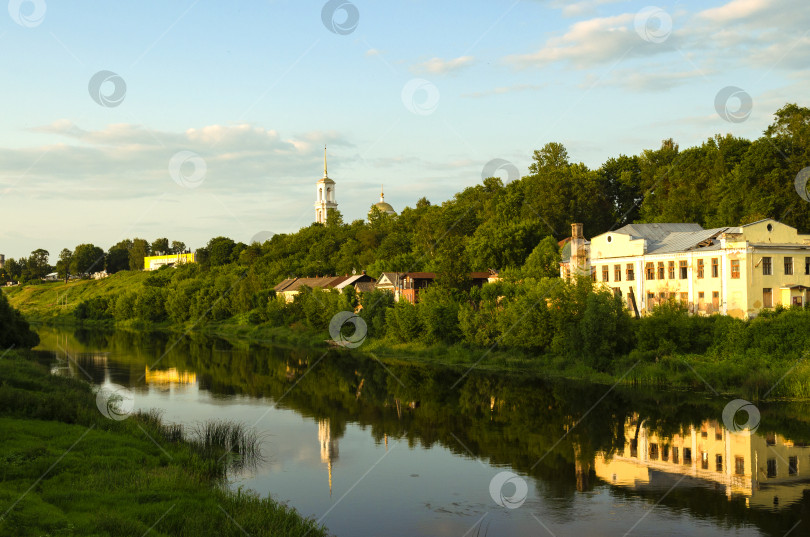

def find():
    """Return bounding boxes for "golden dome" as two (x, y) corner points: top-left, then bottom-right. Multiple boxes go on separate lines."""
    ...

(370, 186), (396, 216)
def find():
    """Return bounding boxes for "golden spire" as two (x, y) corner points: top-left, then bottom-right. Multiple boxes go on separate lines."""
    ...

(380, 184), (384, 202)
(323, 145), (328, 179)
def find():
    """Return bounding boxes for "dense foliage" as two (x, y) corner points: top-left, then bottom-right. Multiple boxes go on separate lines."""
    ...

(0, 291), (39, 348)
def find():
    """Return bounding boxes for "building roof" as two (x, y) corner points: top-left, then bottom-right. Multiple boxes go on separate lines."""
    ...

(645, 227), (729, 255)
(355, 281), (377, 293)
(334, 274), (376, 290)
(404, 272), (436, 279)
(613, 223), (704, 242)
(373, 201), (396, 215)
(274, 276), (348, 293)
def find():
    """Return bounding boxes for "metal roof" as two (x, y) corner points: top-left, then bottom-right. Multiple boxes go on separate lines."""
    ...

(613, 223), (704, 242)
(645, 227), (729, 254)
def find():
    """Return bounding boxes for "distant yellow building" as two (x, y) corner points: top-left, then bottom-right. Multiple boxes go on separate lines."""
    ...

(143, 253), (196, 271)
(595, 417), (810, 509)
(561, 219), (810, 318)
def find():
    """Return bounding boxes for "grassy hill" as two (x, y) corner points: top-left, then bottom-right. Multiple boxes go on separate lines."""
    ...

(3, 271), (150, 323)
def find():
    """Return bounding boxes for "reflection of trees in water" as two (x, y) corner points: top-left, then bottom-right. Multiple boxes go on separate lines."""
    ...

(33, 326), (810, 535)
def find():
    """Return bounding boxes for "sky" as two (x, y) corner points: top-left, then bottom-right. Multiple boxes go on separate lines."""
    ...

(0, 0), (808, 259)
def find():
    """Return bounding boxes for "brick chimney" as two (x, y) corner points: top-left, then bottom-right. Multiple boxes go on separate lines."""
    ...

(570, 223), (586, 275)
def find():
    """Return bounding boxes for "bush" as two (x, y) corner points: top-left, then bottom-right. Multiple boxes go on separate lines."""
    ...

(0, 292), (39, 348)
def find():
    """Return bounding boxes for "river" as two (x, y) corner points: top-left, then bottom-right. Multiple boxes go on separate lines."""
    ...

(34, 326), (810, 537)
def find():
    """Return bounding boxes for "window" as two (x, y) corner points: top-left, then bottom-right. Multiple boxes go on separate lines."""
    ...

(698, 291), (705, 302)
(683, 448), (692, 464)
(697, 259), (704, 278)
(767, 458), (777, 478)
(668, 261), (675, 279)
(735, 456), (745, 475)
(731, 259), (740, 279)
(785, 256), (794, 275)
(591, 267), (597, 282)
(712, 258), (719, 278)
(680, 260), (688, 279)
(806, 257), (810, 276)
(649, 443), (659, 461)
(766, 433), (776, 446)
(602, 265), (609, 282)
(763, 256), (772, 276)
(661, 445), (669, 462)
(701, 451), (709, 470)
(658, 262), (665, 280)
(614, 264), (622, 282)
(612, 287), (622, 298)
(626, 263), (635, 281)
(673, 447), (680, 464)
(701, 430), (708, 438)
(646, 262), (655, 280)
(716, 430), (723, 441)
(659, 292), (666, 302)
(716, 454), (723, 472)
(680, 292), (688, 303)
(789, 456), (798, 476)
(763, 288), (773, 308)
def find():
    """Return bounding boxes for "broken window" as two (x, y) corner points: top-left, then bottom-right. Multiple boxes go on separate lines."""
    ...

(646, 262), (655, 280)
(716, 454), (723, 472)
(602, 265), (609, 282)
(668, 261), (675, 279)
(735, 456), (745, 475)
(789, 456), (798, 476)
(763, 288), (773, 308)
(767, 458), (777, 478)
(658, 262), (665, 280)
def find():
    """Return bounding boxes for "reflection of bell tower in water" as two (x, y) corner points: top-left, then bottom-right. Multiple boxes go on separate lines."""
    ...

(318, 419), (339, 496)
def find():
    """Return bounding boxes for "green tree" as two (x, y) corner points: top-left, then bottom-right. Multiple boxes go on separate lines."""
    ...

(522, 236), (561, 279)
(56, 248), (73, 282)
(171, 240), (186, 254)
(28, 249), (50, 280)
(129, 239), (150, 271)
(151, 238), (170, 256)
(0, 292), (39, 348)
(71, 244), (105, 276)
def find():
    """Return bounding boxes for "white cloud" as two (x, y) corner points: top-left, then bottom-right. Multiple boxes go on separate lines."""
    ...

(698, 0), (770, 22)
(410, 55), (474, 75)
(551, 0), (626, 18)
(505, 13), (678, 69)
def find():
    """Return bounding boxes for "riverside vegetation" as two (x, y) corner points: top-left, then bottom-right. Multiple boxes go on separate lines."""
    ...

(5, 103), (810, 398)
(0, 294), (327, 536)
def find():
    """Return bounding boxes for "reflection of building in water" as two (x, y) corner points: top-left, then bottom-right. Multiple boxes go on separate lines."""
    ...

(144, 366), (197, 385)
(595, 416), (810, 509)
(319, 419), (339, 496)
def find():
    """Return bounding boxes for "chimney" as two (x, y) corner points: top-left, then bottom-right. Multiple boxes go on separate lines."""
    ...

(572, 223), (583, 239)
(570, 223), (586, 276)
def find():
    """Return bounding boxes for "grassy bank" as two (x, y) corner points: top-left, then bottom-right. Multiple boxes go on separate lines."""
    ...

(7, 273), (810, 401)
(0, 350), (328, 536)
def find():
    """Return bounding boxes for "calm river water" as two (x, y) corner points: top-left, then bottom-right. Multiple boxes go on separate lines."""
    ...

(35, 326), (810, 537)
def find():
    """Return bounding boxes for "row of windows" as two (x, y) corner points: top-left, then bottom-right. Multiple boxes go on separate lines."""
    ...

(595, 256), (810, 283)
(644, 443), (800, 477)
(761, 256), (810, 276)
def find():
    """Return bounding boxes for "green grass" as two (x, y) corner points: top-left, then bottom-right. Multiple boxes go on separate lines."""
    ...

(0, 351), (329, 537)
(3, 271), (150, 324)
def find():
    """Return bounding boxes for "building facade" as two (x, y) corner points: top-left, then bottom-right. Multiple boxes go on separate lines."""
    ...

(560, 219), (810, 319)
(315, 146), (338, 224)
(143, 253), (196, 271)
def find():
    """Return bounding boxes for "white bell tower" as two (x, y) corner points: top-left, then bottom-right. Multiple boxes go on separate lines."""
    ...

(315, 146), (338, 224)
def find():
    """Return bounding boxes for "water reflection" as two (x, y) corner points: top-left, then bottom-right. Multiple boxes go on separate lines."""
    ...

(598, 416), (810, 510)
(34, 326), (810, 537)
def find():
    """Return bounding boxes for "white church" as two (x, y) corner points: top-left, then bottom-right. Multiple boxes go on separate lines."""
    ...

(314, 147), (396, 223)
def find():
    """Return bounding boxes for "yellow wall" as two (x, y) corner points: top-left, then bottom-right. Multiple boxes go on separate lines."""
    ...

(143, 253), (196, 271)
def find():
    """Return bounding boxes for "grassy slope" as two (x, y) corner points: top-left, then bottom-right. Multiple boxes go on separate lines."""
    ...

(0, 352), (328, 537)
(3, 271), (149, 323)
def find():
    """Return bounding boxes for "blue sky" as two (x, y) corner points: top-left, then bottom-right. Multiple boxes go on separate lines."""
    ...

(0, 0), (808, 259)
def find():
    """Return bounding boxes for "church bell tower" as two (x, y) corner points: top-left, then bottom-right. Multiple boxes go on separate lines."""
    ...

(315, 146), (338, 224)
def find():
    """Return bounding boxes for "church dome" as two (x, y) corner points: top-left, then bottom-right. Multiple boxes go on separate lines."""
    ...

(370, 187), (396, 217)
(374, 201), (396, 215)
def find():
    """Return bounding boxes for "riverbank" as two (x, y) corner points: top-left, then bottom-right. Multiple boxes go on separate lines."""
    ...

(0, 350), (329, 536)
(7, 277), (810, 400)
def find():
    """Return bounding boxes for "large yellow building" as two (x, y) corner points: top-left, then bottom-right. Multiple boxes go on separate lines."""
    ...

(561, 219), (810, 318)
(595, 417), (810, 509)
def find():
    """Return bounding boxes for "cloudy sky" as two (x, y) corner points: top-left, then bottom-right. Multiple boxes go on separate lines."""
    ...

(0, 0), (808, 258)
